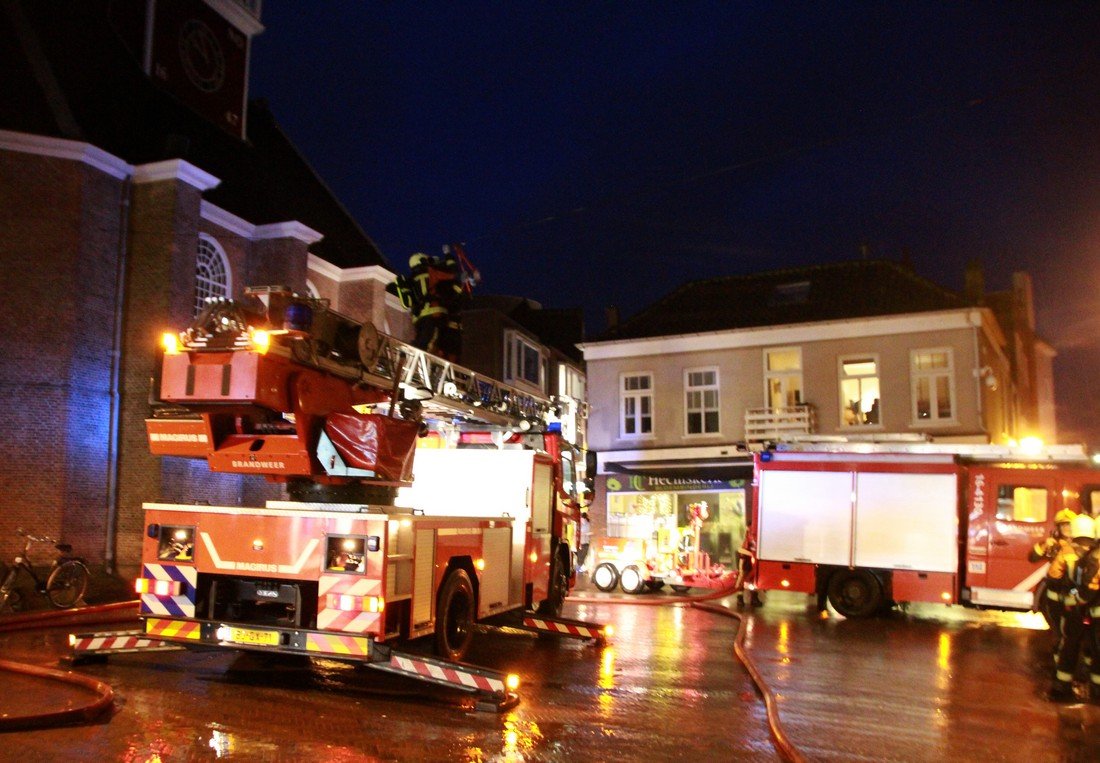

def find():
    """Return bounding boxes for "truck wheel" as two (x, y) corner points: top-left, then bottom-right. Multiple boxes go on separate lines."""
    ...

(592, 563), (619, 592)
(619, 565), (646, 595)
(826, 570), (883, 618)
(670, 585), (691, 594)
(537, 551), (569, 617)
(435, 569), (475, 661)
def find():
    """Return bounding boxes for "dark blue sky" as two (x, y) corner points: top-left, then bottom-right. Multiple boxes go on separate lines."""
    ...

(251, 3), (1100, 444)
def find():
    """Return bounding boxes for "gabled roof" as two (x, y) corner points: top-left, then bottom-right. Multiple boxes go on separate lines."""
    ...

(467, 295), (585, 363)
(600, 259), (965, 341)
(0, 0), (386, 270)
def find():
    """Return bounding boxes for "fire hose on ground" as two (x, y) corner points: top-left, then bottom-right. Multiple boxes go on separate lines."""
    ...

(0, 591), (804, 754)
(0, 659), (114, 731)
(567, 584), (807, 763)
(0, 601), (136, 730)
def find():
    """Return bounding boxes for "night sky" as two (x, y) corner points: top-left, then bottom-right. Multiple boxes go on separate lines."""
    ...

(251, 3), (1100, 446)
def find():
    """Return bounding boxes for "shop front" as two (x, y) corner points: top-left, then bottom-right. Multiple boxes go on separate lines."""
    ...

(595, 470), (749, 567)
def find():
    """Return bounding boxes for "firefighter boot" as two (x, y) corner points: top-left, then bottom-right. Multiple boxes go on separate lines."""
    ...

(1049, 680), (1076, 703)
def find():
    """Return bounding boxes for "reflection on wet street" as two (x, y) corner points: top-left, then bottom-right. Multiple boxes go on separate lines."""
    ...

(3, 591), (1099, 761)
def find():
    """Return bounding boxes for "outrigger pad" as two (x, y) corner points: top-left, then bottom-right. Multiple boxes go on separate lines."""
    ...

(325, 413), (419, 481)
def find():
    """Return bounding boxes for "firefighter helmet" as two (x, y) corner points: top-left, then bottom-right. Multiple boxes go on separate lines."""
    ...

(1070, 514), (1096, 540)
(409, 252), (429, 269)
(1055, 509), (1078, 526)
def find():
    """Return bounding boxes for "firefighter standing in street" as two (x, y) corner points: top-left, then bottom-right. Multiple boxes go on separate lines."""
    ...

(1046, 514), (1098, 701)
(1032, 508), (1079, 646)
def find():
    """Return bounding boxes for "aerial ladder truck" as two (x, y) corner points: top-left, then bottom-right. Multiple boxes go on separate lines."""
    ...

(72, 287), (606, 710)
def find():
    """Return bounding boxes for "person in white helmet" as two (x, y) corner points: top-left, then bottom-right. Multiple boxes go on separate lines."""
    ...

(1047, 513), (1098, 701)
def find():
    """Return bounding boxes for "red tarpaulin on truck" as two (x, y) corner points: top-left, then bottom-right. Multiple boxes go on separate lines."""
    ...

(324, 413), (419, 482)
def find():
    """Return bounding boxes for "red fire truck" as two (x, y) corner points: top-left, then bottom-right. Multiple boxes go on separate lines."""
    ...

(746, 443), (1100, 619)
(89, 288), (604, 708)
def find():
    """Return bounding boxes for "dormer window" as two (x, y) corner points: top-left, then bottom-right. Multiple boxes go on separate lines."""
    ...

(768, 280), (810, 307)
(504, 330), (545, 391)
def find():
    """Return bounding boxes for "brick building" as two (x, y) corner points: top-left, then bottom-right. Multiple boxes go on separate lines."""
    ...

(0, 1), (402, 574)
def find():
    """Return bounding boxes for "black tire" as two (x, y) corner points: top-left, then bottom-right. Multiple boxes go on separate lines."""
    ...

(537, 551), (569, 617)
(619, 565), (647, 595)
(592, 562), (619, 592)
(435, 569), (475, 661)
(670, 584), (691, 594)
(0, 588), (23, 614)
(826, 569), (883, 618)
(47, 560), (89, 609)
(644, 580), (665, 591)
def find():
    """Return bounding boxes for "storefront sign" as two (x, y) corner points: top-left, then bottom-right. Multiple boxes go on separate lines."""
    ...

(605, 473), (744, 493)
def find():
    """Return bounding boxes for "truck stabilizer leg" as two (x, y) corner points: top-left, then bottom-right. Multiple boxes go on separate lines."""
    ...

(515, 614), (609, 643)
(65, 630), (187, 665)
(365, 644), (519, 712)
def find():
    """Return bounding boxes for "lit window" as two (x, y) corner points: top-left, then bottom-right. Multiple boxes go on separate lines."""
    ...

(911, 348), (955, 423)
(195, 235), (231, 315)
(504, 330), (544, 390)
(764, 348), (802, 409)
(839, 355), (880, 427)
(621, 373), (653, 437)
(685, 368), (720, 435)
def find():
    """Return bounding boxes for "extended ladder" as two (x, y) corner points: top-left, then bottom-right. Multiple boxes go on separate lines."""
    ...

(185, 292), (558, 430)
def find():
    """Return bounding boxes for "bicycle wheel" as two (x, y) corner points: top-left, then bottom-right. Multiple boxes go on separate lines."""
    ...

(46, 560), (89, 608)
(0, 588), (23, 614)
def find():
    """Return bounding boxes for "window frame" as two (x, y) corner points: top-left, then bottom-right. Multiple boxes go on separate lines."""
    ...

(763, 347), (803, 410)
(194, 233), (232, 316)
(995, 484), (1050, 524)
(838, 353), (882, 428)
(683, 366), (721, 437)
(620, 372), (654, 440)
(503, 329), (546, 392)
(909, 347), (957, 426)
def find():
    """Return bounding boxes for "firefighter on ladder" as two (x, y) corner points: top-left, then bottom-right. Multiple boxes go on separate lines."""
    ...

(1046, 514), (1098, 701)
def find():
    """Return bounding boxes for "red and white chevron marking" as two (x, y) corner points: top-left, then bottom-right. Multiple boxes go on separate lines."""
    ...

(318, 574), (382, 599)
(72, 633), (180, 653)
(317, 574), (384, 633)
(522, 617), (603, 639)
(317, 608), (381, 633)
(390, 654), (505, 694)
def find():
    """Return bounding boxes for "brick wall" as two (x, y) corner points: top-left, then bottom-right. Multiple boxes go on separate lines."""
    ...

(0, 151), (123, 565)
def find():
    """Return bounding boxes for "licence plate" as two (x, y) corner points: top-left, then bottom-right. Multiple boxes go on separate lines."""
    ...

(226, 627), (280, 646)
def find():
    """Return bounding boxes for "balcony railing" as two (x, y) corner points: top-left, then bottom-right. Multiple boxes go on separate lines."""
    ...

(744, 405), (816, 444)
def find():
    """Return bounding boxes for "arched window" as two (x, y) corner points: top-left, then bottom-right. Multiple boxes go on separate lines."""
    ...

(195, 234), (231, 315)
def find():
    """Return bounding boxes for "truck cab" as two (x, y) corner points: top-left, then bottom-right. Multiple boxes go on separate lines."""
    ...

(962, 464), (1100, 610)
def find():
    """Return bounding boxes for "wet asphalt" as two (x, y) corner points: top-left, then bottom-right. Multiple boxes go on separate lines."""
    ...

(2, 578), (1098, 762)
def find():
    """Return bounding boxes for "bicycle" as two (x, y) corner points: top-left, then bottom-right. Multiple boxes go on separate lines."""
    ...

(0, 528), (90, 613)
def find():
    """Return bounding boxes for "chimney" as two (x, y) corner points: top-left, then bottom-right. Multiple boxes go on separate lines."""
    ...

(605, 305), (620, 331)
(964, 260), (984, 305)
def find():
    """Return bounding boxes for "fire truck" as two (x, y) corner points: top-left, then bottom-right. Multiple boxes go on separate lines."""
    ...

(746, 441), (1100, 619)
(96, 287), (605, 708)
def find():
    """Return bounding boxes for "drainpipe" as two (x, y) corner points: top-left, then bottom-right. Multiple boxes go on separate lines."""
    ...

(104, 176), (132, 574)
(971, 311), (986, 439)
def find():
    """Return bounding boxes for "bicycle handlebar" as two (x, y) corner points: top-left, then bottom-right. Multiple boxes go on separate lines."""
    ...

(16, 528), (57, 544)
